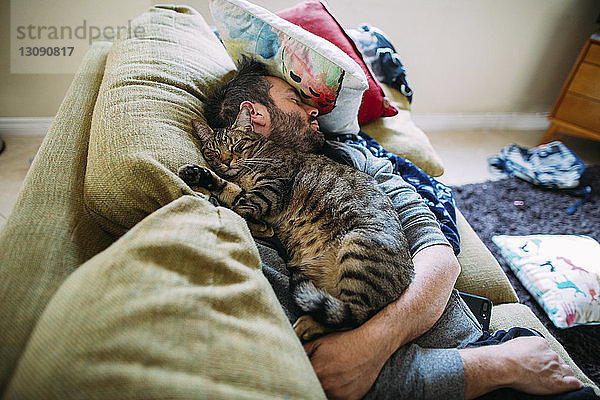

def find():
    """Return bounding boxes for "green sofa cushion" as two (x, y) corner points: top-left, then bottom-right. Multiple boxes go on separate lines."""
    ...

(4, 196), (325, 399)
(455, 209), (519, 305)
(84, 5), (236, 236)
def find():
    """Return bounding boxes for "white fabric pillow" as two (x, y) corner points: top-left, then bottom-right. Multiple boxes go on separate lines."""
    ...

(493, 234), (600, 328)
(209, 0), (368, 134)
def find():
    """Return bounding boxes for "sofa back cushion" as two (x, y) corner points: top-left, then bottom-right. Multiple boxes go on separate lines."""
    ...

(85, 5), (236, 236)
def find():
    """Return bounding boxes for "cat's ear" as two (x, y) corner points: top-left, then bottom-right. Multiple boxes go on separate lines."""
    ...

(191, 119), (213, 142)
(232, 106), (254, 132)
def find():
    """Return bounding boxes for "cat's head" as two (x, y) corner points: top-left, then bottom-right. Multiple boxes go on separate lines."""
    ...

(192, 106), (266, 178)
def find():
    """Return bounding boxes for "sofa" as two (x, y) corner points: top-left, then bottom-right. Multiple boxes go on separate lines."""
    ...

(0, 5), (597, 399)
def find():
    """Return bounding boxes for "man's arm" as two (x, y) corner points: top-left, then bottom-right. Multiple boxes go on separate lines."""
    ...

(304, 285), (583, 400)
(305, 143), (584, 399)
(366, 244), (460, 353)
(328, 141), (459, 344)
(303, 143), (461, 398)
(306, 144), (584, 399)
(303, 244), (460, 399)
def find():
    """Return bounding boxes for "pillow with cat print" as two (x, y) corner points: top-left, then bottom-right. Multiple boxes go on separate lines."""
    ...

(209, 0), (368, 134)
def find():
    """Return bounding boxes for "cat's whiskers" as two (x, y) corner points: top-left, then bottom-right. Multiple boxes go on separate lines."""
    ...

(243, 158), (277, 167)
(238, 163), (257, 174)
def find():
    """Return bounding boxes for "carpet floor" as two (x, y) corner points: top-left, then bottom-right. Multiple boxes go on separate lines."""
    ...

(453, 165), (600, 387)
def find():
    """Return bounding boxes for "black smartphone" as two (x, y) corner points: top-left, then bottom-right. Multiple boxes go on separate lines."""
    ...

(459, 292), (493, 332)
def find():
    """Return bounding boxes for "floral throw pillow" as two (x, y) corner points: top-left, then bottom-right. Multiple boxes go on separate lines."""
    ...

(492, 234), (600, 328)
(209, 0), (368, 134)
(276, 0), (398, 125)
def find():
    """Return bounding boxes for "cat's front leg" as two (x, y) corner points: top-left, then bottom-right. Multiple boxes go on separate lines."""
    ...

(179, 164), (241, 206)
(293, 314), (330, 342)
(179, 164), (225, 192)
(246, 220), (274, 238)
(179, 164), (258, 215)
(179, 164), (274, 237)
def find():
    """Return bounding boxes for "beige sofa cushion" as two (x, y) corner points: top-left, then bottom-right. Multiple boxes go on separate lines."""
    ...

(361, 82), (444, 177)
(381, 82), (411, 111)
(360, 109), (445, 177)
(492, 303), (598, 394)
(4, 196), (325, 400)
(455, 209), (519, 305)
(0, 42), (114, 390)
(85, 5), (236, 236)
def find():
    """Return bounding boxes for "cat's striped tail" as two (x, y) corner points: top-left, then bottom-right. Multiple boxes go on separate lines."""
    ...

(292, 281), (353, 329)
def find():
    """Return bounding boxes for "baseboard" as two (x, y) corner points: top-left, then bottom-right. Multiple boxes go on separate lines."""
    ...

(0, 117), (54, 136)
(412, 112), (550, 132)
(0, 113), (551, 136)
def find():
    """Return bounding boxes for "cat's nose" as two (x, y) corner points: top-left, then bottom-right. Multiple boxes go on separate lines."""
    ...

(222, 155), (232, 166)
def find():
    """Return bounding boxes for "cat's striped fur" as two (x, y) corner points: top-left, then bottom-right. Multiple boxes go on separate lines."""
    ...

(179, 106), (414, 341)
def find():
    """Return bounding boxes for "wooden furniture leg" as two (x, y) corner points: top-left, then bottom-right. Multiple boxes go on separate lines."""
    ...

(540, 123), (559, 144)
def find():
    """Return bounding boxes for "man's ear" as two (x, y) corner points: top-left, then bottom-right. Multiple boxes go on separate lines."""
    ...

(239, 101), (269, 129)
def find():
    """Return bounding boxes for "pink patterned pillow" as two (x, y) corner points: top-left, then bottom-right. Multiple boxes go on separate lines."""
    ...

(493, 234), (600, 328)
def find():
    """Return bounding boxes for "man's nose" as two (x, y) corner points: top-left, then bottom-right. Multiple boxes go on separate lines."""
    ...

(302, 103), (318, 117)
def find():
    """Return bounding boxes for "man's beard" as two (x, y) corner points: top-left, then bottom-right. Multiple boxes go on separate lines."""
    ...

(267, 107), (325, 153)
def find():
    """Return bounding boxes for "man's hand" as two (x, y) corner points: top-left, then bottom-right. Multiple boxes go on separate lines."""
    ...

(460, 336), (583, 399)
(303, 326), (388, 400)
(502, 336), (583, 395)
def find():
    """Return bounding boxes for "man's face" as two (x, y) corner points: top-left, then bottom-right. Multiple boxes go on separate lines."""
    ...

(262, 76), (325, 153)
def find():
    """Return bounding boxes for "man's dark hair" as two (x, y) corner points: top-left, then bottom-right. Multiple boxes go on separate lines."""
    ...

(204, 57), (276, 128)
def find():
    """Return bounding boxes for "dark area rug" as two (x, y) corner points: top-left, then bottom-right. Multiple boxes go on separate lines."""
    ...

(453, 165), (600, 387)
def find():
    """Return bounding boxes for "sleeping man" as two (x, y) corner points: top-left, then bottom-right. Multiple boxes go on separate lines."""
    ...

(201, 58), (591, 400)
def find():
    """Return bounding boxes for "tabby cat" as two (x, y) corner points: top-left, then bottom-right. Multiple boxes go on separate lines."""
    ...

(179, 106), (414, 341)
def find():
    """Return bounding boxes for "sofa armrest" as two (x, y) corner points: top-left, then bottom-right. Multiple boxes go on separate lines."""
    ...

(455, 209), (519, 305)
(0, 42), (115, 391)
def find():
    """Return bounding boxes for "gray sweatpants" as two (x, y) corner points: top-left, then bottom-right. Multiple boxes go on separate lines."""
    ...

(258, 243), (482, 400)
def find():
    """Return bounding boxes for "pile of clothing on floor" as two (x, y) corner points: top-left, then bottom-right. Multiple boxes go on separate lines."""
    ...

(489, 141), (592, 214)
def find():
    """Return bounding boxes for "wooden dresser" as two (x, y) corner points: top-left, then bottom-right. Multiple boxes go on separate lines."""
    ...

(542, 34), (600, 143)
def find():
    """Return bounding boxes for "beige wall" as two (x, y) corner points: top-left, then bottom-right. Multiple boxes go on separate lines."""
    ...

(1, 0), (598, 117)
